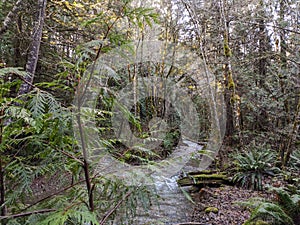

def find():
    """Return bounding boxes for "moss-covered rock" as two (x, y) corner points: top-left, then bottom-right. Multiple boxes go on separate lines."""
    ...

(243, 220), (270, 225)
(204, 206), (219, 214)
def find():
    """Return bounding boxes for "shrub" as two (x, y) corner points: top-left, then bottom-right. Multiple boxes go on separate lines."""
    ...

(233, 144), (278, 190)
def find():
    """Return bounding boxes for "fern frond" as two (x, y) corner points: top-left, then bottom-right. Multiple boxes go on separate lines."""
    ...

(269, 187), (300, 218)
(38, 204), (99, 225)
(5, 106), (34, 125)
(5, 160), (34, 205)
(44, 93), (62, 115)
(28, 90), (47, 118)
(244, 202), (294, 225)
(0, 67), (27, 77)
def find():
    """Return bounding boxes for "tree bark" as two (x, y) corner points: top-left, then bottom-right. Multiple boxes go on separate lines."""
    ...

(220, 0), (241, 144)
(0, 0), (23, 36)
(0, 109), (7, 225)
(279, 0), (290, 126)
(0, 160), (6, 225)
(283, 97), (300, 166)
(257, 0), (267, 88)
(18, 0), (47, 95)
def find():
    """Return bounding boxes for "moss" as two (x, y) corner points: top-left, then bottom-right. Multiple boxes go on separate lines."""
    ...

(177, 172), (230, 186)
(227, 72), (235, 89)
(192, 174), (227, 180)
(205, 206), (219, 213)
(243, 220), (270, 225)
(230, 94), (240, 104)
(198, 170), (212, 174)
(223, 40), (232, 57)
(222, 163), (230, 170)
(254, 220), (270, 225)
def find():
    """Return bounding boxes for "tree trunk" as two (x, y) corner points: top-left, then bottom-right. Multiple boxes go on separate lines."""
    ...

(257, 0), (268, 88)
(220, 0), (241, 145)
(18, 0), (47, 95)
(283, 97), (300, 166)
(14, 15), (23, 67)
(278, 0), (291, 165)
(0, 109), (6, 225)
(0, 0), (23, 36)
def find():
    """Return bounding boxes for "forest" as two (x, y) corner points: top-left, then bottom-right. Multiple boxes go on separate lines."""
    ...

(0, 0), (299, 224)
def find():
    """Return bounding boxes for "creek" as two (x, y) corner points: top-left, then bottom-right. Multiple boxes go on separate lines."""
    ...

(132, 140), (203, 225)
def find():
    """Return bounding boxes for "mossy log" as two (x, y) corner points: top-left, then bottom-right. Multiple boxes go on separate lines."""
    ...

(177, 171), (232, 187)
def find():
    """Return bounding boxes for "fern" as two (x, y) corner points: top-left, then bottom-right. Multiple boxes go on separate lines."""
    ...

(5, 106), (34, 125)
(28, 90), (47, 118)
(5, 159), (34, 205)
(44, 93), (63, 117)
(233, 144), (278, 190)
(244, 202), (294, 225)
(0, 67), (27, 77)
(270, 187), (300, 219)
(290, 149), (300, 169)
(38, 205), (99, 225)
(242, 187), (300, 225)
(28, 89), (65, 119)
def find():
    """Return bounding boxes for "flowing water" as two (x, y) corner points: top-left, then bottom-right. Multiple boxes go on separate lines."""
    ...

(132, 140), (203, 225)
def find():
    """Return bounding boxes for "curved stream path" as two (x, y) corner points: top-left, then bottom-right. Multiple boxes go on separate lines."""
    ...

(133, 140), (203, 225)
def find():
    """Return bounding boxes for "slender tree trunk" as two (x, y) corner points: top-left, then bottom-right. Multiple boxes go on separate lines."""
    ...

(278, 0), (291, 165)
(18, 0), (47, 95)
(283, 97), (300, 166)
(0, 160), (6, 225)
(0, 0), (23, 36)
(279, 0), (289, 126)
(76, 111), (94, 212)
(0, 162), (6, 224)
(0, 109), (7, 225)
(14, 15), (23, 67)
(257, 0), (268, 88)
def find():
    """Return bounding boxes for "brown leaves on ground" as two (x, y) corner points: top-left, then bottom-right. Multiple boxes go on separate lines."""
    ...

(190, 186), (274, 225)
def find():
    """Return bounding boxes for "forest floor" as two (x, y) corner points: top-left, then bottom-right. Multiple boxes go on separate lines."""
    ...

(188, 185), (274, 225)
(29, 170), (290, 225)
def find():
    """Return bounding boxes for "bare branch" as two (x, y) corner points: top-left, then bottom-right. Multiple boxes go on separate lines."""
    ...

(0, 209), (56, 220)
(99, 189), (134, 225)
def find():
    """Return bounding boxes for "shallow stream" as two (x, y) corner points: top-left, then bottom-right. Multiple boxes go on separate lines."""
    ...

(133, 140), (203, 225)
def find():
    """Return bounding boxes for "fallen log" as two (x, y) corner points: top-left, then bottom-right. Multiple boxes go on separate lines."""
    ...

(174, 223), (204, 225)
(177, 171), (233, 187)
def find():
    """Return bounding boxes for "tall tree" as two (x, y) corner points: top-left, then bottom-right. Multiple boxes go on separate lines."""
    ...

(219, 0), (240, 144)
(18, 0), (47, 95)
(0, 0), (23, 35)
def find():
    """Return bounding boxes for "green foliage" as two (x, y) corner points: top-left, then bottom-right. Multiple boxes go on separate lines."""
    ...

(0, 1), (161, 222)
(0, 79), (153, 224)
(290, 149), (300, 169)
(270, 187), (300, 220)
(0, 78), (73, 210)
(233, 144), (278, 190)
(241, 187), (300, 225)
(124, 6), (160, 28)
(244, 202), (294, 225)
(38, 205), (99, 225)
(0, 67), (27, 77)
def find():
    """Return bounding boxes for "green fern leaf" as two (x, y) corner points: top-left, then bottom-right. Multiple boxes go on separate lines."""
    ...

(29, 90), (47, 118)
(244, 202), (294, 225)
